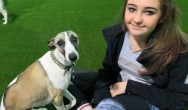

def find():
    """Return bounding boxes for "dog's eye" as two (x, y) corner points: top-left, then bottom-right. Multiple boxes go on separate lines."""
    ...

(71, 36), (78, 43)
(57, 40), (65, 46)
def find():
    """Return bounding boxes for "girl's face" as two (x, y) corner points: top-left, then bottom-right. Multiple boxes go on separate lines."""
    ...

(125, 0), (162, 40)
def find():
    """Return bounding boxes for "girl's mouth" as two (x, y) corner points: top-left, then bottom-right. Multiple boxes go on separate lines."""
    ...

(131, 24), (145, 30)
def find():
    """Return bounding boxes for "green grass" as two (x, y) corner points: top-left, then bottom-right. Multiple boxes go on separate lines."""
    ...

(176, 1), (188, 33)
(0, 0), (123, 99)
(0, 0), (188, 109)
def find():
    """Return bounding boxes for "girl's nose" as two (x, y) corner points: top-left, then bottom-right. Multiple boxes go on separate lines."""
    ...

(134, 13), (143, 25)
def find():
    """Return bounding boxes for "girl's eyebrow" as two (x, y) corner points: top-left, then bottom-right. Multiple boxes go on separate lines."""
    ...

(127, 3), (158, 11)
(145, 7), (158, 11)
(127, 4), (136, 7)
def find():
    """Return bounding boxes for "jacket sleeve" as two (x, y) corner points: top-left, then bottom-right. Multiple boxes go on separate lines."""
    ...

(94, 48), (117, 89)
(125, 54), (188, 110)
(94, 23), (124, 89)
(91, 23), (125, 107)
(91, 30), (121, 106)
(91, 45), (117, 107)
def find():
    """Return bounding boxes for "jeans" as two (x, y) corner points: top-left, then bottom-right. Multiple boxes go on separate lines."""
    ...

(96, 99), (125, 110)
(96, 98), (160, 110)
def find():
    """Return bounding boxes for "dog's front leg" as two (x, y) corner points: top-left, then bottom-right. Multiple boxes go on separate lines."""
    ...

(32, 108), (48, 110)
(1, 7), (8, 24)
(54, 105), (66, 110)
(53, 100), (66, 110)
(51, 90), (67, 110)
(64, 89), (76, 109)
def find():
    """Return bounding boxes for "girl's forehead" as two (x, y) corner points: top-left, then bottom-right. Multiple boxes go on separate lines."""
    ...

(127, 0), (161, 9)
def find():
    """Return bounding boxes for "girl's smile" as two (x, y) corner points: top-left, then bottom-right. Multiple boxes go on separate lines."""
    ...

(131, 24), (145, 30)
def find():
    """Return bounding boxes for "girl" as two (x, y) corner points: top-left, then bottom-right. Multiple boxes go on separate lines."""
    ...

(89, 0), (188, 109)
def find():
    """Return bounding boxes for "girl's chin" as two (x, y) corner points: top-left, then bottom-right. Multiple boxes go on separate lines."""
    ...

(129, 30), (144, 36)
(129, 30), (149, 38)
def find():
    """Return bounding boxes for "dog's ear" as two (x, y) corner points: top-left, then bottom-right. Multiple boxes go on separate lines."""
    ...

(48, 38), (56, 50)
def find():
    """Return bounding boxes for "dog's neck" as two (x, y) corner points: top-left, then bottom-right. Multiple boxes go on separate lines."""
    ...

(50, 49), (74, 71)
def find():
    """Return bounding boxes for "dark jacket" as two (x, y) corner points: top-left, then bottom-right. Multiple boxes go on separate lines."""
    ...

(92, 23), (188, 110)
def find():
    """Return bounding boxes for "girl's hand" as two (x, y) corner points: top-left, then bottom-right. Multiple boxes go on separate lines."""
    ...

(109, 81), (127, 97)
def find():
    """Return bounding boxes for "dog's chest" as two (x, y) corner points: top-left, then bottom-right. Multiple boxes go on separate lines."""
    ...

(39, 52), (71, 90)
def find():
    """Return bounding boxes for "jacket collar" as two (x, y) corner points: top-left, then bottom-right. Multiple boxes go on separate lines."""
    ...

(102, 23), (150, 67)
(102, 23), (125, 43)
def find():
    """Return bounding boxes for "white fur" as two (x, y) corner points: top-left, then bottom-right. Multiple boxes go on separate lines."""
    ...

(32, 98), (51, 109)
(0, 95), (5, 110)
(33, 108), (48, 110)
(64, 32), (79, 62)
(185, 75), (188, 84)
(8, 76), (18, 86)
(0, 0), (8, 24)
(39, 50), (71, 90)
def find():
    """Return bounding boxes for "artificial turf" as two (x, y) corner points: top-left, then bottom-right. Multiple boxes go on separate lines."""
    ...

(0, 0), (188, 109)
(0, 0), (123, 95)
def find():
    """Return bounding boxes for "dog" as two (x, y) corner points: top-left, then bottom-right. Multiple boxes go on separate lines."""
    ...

(0, 31), (79, 110)
(0, 0), (8, 24)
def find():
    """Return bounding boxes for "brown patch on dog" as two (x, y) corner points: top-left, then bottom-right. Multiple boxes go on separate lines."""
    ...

(4, 61), (50, 110)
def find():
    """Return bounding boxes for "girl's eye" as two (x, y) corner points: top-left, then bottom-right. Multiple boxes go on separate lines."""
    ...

(145, 11), (155, 15)
(128, 7), (136, 12)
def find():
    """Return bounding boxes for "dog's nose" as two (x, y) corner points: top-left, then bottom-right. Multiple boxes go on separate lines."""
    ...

(69, 53), (77, 62)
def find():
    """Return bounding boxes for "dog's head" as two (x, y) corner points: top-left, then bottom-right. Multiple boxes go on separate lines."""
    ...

(48, 31), (79, 64)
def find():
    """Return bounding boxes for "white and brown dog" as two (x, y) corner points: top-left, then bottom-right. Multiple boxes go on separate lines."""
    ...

(0, 31), (79, 110)
(0, 0), (8, 24)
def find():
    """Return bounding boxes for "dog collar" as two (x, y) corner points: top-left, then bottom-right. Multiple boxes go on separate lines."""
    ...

(50, 51), (74, 71)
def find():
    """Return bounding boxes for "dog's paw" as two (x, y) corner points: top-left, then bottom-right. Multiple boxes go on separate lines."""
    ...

(3, 20), (7, 25)
(65, 98), (76, 109)
(2, 18), (7, 24)
(32, 108), (48, 110)
(65, 104), (71, 109)
(3, 21), (7, 24)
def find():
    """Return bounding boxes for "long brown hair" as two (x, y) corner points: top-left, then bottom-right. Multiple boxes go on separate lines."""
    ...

(122, 0), (188, 75)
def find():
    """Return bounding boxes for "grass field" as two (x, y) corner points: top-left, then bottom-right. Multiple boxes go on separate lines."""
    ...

(0, 0), (123, 94)
(0, 0), (188, 109)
